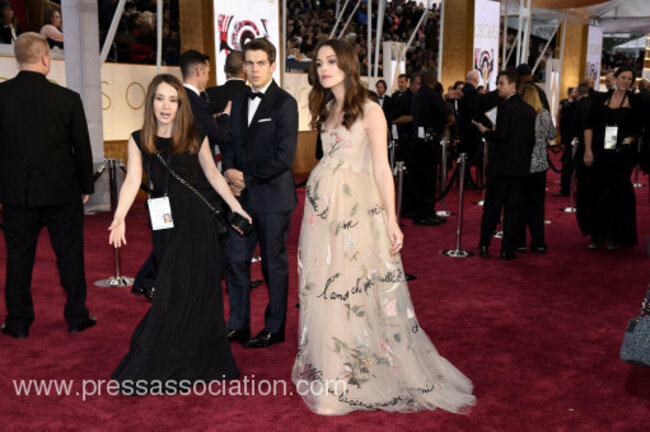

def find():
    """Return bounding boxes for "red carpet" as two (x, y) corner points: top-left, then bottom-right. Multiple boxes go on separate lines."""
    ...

(1, 166), (649, 431)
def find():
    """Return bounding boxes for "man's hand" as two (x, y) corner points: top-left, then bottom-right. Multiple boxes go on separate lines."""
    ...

(229, 184), (244, 196)
(225, 169), (246, 189)
(223, 100), (232, 116)
(82, 195), (89, 203)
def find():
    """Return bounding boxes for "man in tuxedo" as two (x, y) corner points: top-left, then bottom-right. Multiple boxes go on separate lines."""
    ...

(476, 70), (536, 261)
(222, 38), (298, 348)
(179, 50), (230, 159)
(375, 79), (390, 121)
(0, 33), (96, 338)
(206, 50), (250, 116)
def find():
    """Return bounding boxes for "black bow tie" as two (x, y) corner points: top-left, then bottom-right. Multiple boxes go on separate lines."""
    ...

(248, 92), (264, 100)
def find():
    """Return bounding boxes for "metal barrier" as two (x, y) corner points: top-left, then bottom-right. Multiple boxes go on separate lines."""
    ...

(633, 137), (645, 188)
(474, 138), (489, 206)
(95, 159), (134, 288)
(441, 153), (473, 258)
(394, 161), (406, 224)
(436, 137), (454, 217)
(561, 137), (579, 213)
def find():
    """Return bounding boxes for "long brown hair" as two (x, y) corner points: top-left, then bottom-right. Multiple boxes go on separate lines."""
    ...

(520, 84), (542, 114)
(308, 39), (368, 131)
(140, 74), (199, 155)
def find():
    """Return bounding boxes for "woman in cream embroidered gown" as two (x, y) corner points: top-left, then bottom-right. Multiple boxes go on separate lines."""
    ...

(291, 39), (476, 416)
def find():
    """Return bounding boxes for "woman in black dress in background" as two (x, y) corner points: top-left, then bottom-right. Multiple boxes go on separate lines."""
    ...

(581, 66), (640, 250)
(108, 74), (251, 392)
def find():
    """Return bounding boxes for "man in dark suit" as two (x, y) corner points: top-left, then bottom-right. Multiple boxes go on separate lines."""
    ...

(222, 38), (298, 348)
(375, 78), (391, 121)
(179, 50), (230, 201)
(458, 70), (499, 188)
(411, 70), (453, 226)
(205, 50), (250, 116)
(0, 33), (96, 338)
(476, 70), (536, 261)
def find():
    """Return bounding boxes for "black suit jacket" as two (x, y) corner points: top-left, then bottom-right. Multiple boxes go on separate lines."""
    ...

(206, 79), (250, 115)
(185, 87), (230, 150)
(459, 85), (499, 151)
(222, 80), (298, 214)
(485, 94), (536, 178)
(0, 71), (94, 206)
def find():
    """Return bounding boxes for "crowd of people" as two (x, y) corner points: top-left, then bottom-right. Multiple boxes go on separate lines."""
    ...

(1, 31), (479, 416)
(1, 3), (649, 421)
(286, 0), (440, 75)
(372, 59), (649, 258)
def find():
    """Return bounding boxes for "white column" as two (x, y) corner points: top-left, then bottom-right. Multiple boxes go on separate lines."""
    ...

(61, 0), (108, 210)
(61, 0), (104, 163)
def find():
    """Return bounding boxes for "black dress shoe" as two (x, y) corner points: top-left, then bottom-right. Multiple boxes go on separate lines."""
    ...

(245, 329), (285, 348)
(1, 323), (28, 339)
(69, 315), (97, 334)
(226, 328), (251, 344)
(414, 216), (446, 226)
(405, 273), (417, 281)
(531, 244), (547, 253)
(516, 246), (527, 253)
(478, 245), (489, 258)
(500, 251), (516, 261)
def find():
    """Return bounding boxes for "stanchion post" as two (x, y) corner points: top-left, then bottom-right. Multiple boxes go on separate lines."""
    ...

(562, 137), (578, 213)
(474, 138), (488, 206)
(95, 158), (134, 288)
(633, 137), (645, 188)
(395, 161), (405, 225)
(436, 137), (453, 217)
(389, 138), (397, 173)
(441, 153), (473, 258)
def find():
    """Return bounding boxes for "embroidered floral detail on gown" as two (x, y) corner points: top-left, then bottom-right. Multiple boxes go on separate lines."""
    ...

(291, 102), (476, 415)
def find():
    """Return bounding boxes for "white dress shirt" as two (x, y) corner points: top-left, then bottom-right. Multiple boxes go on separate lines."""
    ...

(248, 80), (273, 126)
(183, 83), (201, 97)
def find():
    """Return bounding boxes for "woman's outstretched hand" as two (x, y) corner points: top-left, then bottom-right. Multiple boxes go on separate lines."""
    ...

(108, 218), (127, 248)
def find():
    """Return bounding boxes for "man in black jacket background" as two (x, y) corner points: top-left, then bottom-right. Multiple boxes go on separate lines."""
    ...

(476, 70), (536, 261)
(206, 50), (250, 116)
(0, 33), (96, 338)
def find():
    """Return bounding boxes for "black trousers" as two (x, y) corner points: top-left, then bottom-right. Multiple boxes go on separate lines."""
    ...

(515, 171), (547, 248)
(408, 138), (438, 219)
(224, 208), (292, 334)
(2, 201), (89, 332)
(479, 177), (525, 253)
(560, 143), (575, 195)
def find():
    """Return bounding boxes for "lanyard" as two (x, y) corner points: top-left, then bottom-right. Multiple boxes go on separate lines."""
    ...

(147, 153), (172, 198)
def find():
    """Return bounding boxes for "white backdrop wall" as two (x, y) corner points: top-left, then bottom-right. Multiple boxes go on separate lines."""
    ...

(473, 0), (501, 91)
(586, 26), (603, 82)
(0, 56), (180, 142)
(213, 0), (281, 85)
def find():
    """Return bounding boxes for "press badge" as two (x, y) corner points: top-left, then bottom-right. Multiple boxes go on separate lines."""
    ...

(148, 196), (174, 230)
(604, 125), (618, 150)
(418, 127), (425, 139)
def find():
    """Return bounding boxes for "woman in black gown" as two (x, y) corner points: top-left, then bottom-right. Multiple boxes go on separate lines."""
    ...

(581, 66), (640, 249)
(109, 74), (251, 393)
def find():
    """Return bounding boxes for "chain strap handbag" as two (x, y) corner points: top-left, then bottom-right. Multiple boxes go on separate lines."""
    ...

(620, 285), (650, 367)
(156, 154), (231, 238)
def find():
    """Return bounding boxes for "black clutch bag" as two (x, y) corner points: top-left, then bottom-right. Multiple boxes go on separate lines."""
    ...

(229, 212), (252, 236)
(156, 154), (239, 238)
